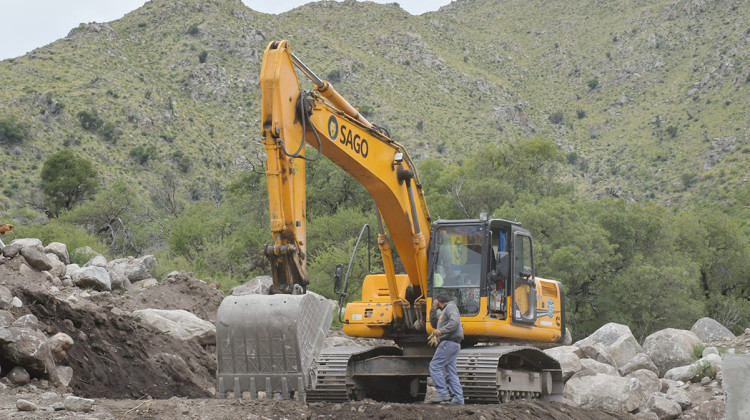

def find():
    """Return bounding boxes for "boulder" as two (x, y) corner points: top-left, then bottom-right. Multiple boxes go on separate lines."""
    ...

(44, 242), (69, 264)
(10, 296), (22, 308)
(231, 275), (273, 296)
(665, 387), (691, 410)
(20, 247), (53, 271)
(83, 255), (107, 268)
(642, 329), (700, 376)
(0, 285), (13, 310)
(543, 346), (583, 381)
(11, 314), (39, 331)
(563, 372), (644, 412)
(691, 317), (735, 343)
(3, 238), (43, 258)
(694, 399), (724, 419)
(580, 358), (618, 376)
(70, 266), (111, 291)
(0, 309), (15, 327)
(0, 327), (59, 382)
(72, 246), (100, 264)
(7, 366), (31, 386)
(664, 353), (722, 382)
(133, 309), (215, 345)
(107, 269), (132, 291)
(45, 253), (66, 278)
(626, 369), (661, 405)
(135, 278), (158, 289)
(16, 398), (38, 411)
(642, 393), (682, 420)
(48, 332), (74, 362)
(619, 353), (660, 377)
(584, 323), (642, 368)
(701, 346), (719, 358)
(106, 255), (156, 281)
(64, 396), (94, 412)
(575, 338), (617, 367)
(56, 365), (73, 387)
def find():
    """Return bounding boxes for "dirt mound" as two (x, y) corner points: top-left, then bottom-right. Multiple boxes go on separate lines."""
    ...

(15, 287), (215, 399)
(98, 271), (224, 323)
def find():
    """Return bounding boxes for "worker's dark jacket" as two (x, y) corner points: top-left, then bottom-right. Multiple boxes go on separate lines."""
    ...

(430, 301), (464, 343)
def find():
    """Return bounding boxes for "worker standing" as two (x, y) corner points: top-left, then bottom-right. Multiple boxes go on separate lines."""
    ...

(428, 294), (464, 405)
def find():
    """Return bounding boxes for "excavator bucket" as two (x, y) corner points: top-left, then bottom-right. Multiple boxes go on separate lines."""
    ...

(215, 292), (333, 400)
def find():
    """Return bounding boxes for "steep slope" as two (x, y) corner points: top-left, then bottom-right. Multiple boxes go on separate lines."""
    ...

(0, 0), (747, 224)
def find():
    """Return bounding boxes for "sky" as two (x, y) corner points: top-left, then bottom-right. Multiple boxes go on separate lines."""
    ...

(0, 0), (452, 61)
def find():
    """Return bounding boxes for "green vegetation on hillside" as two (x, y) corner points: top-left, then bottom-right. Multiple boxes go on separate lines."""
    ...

(0, 0), (748, 339)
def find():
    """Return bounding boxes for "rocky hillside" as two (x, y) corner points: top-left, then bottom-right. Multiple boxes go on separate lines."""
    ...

(0, 0), (748, 225)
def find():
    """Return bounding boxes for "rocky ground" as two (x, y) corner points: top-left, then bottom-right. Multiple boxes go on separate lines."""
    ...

(0, 237), (745, 419)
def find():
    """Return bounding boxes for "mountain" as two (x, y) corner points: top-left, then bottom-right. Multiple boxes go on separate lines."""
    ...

(0, 0), (748, 225)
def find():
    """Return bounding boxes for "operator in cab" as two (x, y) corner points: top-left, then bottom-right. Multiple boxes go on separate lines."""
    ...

(428, 294), (464, 405)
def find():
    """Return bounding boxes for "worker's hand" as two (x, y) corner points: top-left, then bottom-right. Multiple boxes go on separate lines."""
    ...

(434, 329), (442, 336)
(427, 331), (439, 347)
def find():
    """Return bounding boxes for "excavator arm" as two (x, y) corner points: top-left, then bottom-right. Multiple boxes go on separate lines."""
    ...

(260, 40), (431, 301)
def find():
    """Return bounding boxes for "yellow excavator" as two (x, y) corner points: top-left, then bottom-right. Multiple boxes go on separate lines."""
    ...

(216, 40), (566, 403)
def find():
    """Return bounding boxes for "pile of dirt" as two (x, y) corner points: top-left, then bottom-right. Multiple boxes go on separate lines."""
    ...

(15, 287), (215, 399)
(98, 271), (225, 323)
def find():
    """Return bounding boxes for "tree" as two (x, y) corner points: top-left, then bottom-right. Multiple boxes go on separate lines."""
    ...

(41, 150), (98, 216)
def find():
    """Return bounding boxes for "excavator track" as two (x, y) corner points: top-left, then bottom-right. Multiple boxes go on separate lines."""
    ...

(457, 346), (563, 404)
(306, 346), (375, 402)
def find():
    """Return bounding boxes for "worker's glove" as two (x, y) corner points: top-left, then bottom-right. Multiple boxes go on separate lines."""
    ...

(427, 331), (439, 347)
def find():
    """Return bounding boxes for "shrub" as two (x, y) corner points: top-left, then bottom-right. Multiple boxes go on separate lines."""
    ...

(666, 125), (678, 138)
(576, 109), (587, 119)
(587, 78), (599, 91)
(187, 24), (200, 36)
(77, 109), (104, 131)
(198, 50), (208, 63)
(130, 145), (157, 165)
(549, 111), (564, 125)
(0, 117), (29, 144)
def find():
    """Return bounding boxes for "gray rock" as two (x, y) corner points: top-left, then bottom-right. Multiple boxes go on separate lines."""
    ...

(4, 238), (43, 258)
(627, 369), (661, 407)
(701, 346), (719, 358)
(106, 255), (156, 281)
(133, 308), (215, 345)
(324, 336), (357, 348)
(48, 332), (74, 362)
(691, 317), (735, 343)
(0, 286), (13, 310)
(83, 255), (107, 268)
(7, 366), (31, 386)
(64, 395), (94, 412)
(11, 314), (39, 330)
(107, 269), (132, 291)
(56, 365), (73, 387)
(664, 353), (722, 382)
(575, 338), (617, 367)
(580, 358), (618, 376)
(0, 327), (58, 382)
(136, 278), (158, 289)
(10, 296), (22, 308)
(20, 247), (53, 271)
(16, 398), (38, 411)
(665, 387), (691, 410)
(642, 328), (700, 377)
(0, 309), (15, 327)
(643, 393), (682, 420)
(694, 399), (724, 420)
(46, 253), (66, 278)
(563, 372), (644, 413)
(584, 323), (642, 368)
(72, 246), (100, 264)
(70, 266), (111, 291)
(51, 401), (65, 411)
(62, 278), (74, 288)
(44, 242), (69, 264)
(232, 276), (273, 296)
(544, 346), (583, 381)
(619, 353), (660, 377)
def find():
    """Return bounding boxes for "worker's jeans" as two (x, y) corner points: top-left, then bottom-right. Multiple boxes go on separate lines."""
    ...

(429, 340), (464, 403)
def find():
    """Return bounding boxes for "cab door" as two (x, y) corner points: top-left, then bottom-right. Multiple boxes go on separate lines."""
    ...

(511, 232), (537, 325)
